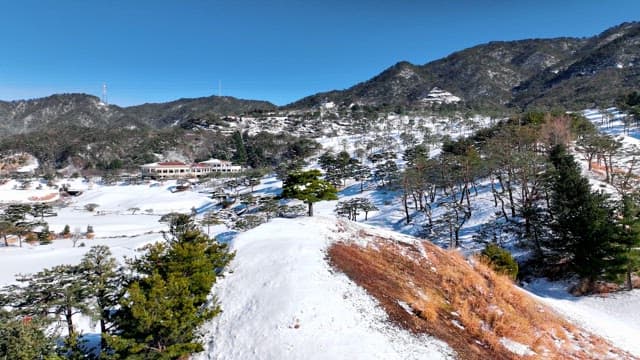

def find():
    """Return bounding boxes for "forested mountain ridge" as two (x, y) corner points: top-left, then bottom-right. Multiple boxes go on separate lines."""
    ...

(0, 93), (276, 137)
(290, 21), (640, 111)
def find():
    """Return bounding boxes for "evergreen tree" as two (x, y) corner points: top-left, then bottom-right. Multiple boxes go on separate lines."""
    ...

(546, 145), (624, 289)
(260, 198), (280, 221)
(231, 130), (247, 165)
(0, 220), (14, 247)
(79, 245), (121, 353)
(0, 311), (59, 360)
(200, 211), (223, 236)
(335, 198), (378, 221)
(30, 202), (53, 221)
(480, 244), (519, 280)
(281, 170), (338, 216)
(617, 195), (640, 290)
(374, 160), (399, 187)
(348, 162), (371, 193)
(318, 151), (337, 172)
(38, 225), (52, 245)
(110, 217), (234, 359)
(62, 224), (71, 237)
(1, 204), (35, 247)
(112, 272), (208, 358)
(0, 264), (90, 336)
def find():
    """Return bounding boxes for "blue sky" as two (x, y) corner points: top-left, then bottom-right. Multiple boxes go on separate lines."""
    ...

(0, 0), (638, 106)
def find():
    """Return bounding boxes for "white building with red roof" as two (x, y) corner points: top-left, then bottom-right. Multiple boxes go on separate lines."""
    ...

(140, 159), (241, 179)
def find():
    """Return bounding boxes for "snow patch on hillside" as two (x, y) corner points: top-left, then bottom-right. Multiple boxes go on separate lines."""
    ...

(194, 217), (455, 360)
(524, 279), (640, 357)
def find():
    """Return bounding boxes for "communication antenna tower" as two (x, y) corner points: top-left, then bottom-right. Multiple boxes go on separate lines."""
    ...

(102, 83), (108, 105)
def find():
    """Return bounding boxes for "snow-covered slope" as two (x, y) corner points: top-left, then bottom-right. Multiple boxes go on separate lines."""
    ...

(525, 279), (640, 357)
(195, 217), (454, 360)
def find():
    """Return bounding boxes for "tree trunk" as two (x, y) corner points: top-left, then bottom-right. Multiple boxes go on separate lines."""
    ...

(307, 202), (313, 217)
(100, 318), (107, 351)
(506, 180), (515, 218)
(627, 265), (633, 291)
(425, 203), (433, 229)
(403, 193), (410, 224)
(448, 221), (454, 249)
(66, 306), (74, 336)
(465, 186), (471, 215)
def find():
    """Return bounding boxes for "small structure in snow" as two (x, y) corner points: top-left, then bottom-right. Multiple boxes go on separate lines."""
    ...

(140, 159), (242, 179)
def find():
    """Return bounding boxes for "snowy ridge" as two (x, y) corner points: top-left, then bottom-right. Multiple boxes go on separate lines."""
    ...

(195, 217), (455, 360)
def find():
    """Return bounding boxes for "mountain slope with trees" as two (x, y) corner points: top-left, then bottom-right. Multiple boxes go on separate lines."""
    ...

(0, 93), (276, 137)
(290, 22), (640, 111)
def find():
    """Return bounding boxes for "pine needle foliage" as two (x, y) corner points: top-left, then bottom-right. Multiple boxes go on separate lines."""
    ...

(109, 215), (234, 359)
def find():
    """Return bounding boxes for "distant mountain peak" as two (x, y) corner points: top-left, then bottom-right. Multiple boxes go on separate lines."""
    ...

(287, 21), (639, 111)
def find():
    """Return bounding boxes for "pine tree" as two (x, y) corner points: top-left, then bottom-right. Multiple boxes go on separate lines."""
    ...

(334, 198), (378, 221)
(281, 170), (338, 216)
(79, 245), (121, 353)
(110, 217), (234, 359)
(1, 204), (35, 247)
(200, 211), (223, 236)
(62, 224), (71, 237)
(547, 145), (625, 289)
(30, 202), (53, 221)
(349, 162), (371, 193)
(480, 244), (519, 280)
(38, 225), (52, 245)
(231, 130), (247, 165)
(0, 265), (90, 336)
(0, 311), (59, 360)
(617, 195), (640, 290)
(0, 220), (14, 247)
(260, 198), (280, 221)
(374, 160), (399, 187)
(112, 272), (208, 358)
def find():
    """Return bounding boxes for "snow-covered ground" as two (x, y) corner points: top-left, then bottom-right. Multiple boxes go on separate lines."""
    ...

(525, 279), (640, 357)
(2, 109), (640, 357)
(0, 178), (218, 284)
(0, 178), (60, 203)
(195, 217), (455, 360)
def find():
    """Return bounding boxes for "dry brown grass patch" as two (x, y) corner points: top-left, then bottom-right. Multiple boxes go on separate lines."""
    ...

(328, 227), (636, 360)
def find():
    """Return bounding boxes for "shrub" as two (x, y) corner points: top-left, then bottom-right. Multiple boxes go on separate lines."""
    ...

(232, 215), (265, 231)
(84, 203), (99, 212)
(38, 227), (52, 245)
(61, 224), (71, 237)
(480, 244), (519, 280)
(25, 233), (38, 244)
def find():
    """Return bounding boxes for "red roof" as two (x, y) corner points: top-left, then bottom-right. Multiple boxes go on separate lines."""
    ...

(157, 161), (187, 166)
